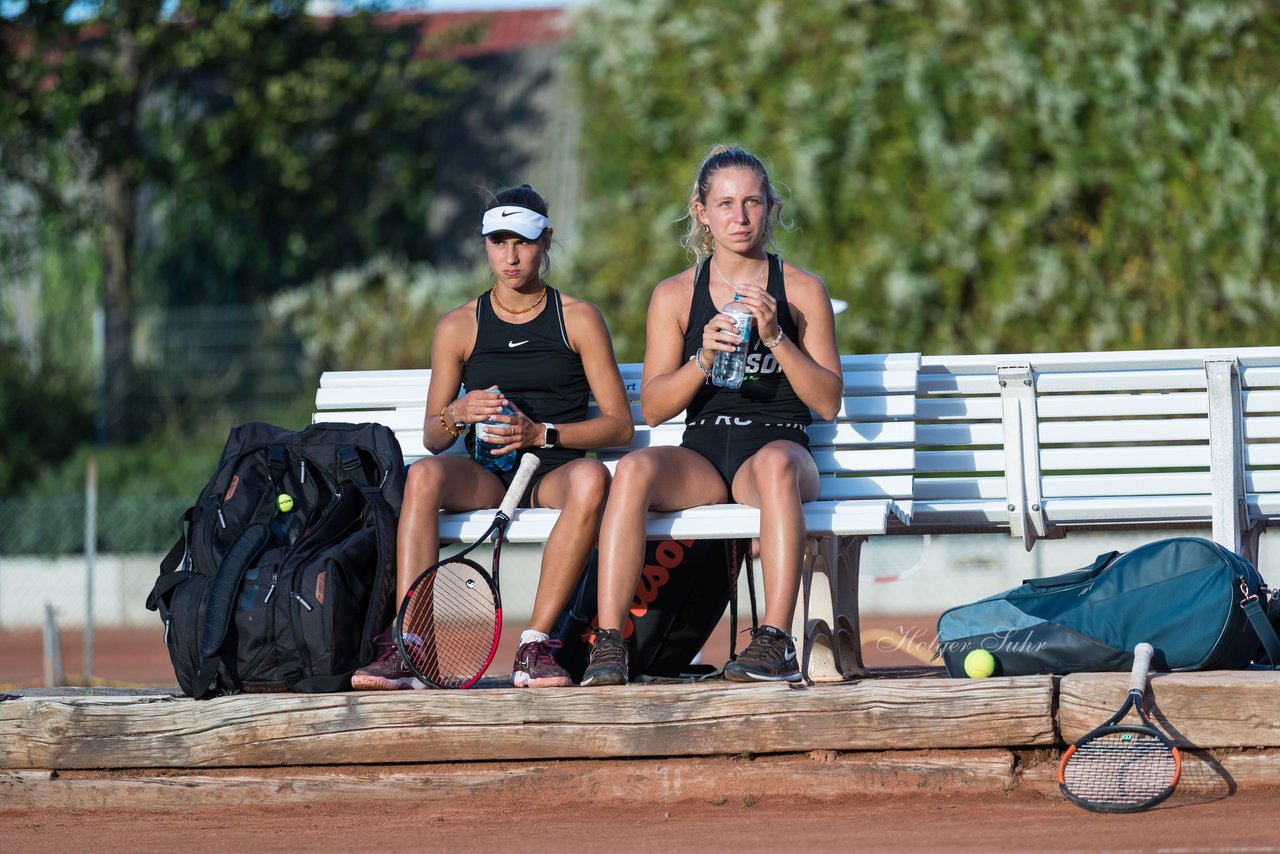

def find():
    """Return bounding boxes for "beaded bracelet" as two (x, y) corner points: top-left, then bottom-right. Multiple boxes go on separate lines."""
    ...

(761, 329), (785, 349)
(690, 349), (713, 382)
(439, 403), (467, 438)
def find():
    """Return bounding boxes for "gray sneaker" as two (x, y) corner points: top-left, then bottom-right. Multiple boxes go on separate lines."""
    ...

(724, 625), (802, 683)
(581, 627), (629, 686)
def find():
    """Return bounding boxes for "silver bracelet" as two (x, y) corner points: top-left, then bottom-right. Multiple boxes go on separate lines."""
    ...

(690, 349), (712, 381)
(762, 329), (785, 349)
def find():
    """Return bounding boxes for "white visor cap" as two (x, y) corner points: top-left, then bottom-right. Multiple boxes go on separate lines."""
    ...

(481, 206), (550, 240)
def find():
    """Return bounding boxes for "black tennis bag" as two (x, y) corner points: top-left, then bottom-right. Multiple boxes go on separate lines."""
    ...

(146, 421), (405, 698)
(935, 537), (1280, 677)
(551, 537), (753, 681)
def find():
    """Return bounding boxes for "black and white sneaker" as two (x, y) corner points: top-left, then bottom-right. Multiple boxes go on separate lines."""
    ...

(581, 627), (629, 687)
(724, 625), (802, 682)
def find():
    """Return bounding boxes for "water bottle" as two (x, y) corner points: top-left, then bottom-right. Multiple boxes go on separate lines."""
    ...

(474, 388), (517, 472)
(711, 296), (753, 389)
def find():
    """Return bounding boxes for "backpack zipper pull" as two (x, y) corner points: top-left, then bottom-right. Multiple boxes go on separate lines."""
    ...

(300, 454), (307, 484)
(216, 500), (227, 529)
(265, 571), (279, 603)
(291, 591), (314, 612)
(163, 616), (170, 644)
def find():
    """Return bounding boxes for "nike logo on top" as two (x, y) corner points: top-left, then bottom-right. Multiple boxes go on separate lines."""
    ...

(501, 211), (518, 217)
(508, 340), (529, 348)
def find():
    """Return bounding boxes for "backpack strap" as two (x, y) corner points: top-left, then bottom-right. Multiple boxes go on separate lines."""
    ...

(191, 522), (270, 698)
(336, 444), (402, 674)
(1243, 591), (1280, 668)
(725, 538), (756, 663)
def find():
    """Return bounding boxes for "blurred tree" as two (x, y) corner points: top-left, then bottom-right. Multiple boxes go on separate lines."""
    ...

(0, 0), (473, 442)
(567, 0), (1280, 360)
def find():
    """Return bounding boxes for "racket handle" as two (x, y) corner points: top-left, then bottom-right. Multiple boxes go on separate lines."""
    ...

(498, 453), (541, 520)
(1129, 642), (1155, 692)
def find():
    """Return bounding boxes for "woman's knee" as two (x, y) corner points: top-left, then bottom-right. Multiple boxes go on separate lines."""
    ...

(614, 449), (664, 484)
(564, 459), (612, 507)
(611, 451), (668, 502)
(750, 444), (805, 483)
(403, 458), (448, 506)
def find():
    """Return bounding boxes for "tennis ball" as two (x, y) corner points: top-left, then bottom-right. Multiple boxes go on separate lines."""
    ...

(964, 648), (996, 678)
(276, 493), (294, 513)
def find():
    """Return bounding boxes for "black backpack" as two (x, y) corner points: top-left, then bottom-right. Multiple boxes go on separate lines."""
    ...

(146, 421), (405, 698)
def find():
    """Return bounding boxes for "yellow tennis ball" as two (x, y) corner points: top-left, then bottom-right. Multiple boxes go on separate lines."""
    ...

(964, 648), (996, 678)
(276, 493), (294, 513)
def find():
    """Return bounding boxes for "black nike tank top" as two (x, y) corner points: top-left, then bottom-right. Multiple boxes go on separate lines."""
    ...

(462, 286), (589, 465)
(681, 253), (811, 428)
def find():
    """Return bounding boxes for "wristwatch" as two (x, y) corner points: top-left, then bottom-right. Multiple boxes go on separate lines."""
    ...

(541, 423), (559, 449)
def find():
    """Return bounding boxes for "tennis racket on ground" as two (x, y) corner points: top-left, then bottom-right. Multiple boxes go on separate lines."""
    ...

(394, 453), (540, 689)
(1058, 642), (1182, 813)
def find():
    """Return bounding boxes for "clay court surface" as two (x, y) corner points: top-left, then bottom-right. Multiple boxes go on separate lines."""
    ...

(4, 788), (1279, 852)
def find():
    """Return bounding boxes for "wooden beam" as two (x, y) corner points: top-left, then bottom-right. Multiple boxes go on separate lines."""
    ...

(1059, 670), (1280, 747)
(0, 749), (1020, 810)
(0, 678), (1056, 770)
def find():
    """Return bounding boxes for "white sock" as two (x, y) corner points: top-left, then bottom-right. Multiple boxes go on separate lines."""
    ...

(520, 629), (550, 646)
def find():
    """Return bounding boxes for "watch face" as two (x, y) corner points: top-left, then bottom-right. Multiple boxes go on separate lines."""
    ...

(545, 426), (558, 448)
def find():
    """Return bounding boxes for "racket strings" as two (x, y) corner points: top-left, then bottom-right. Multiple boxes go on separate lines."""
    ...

(1061, 730), (1179, 808)
(400, 560), (500, 689)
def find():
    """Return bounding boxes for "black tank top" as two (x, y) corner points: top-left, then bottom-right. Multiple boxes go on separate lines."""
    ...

(681, 253), (811, 429)
(462, 286), (589, 465)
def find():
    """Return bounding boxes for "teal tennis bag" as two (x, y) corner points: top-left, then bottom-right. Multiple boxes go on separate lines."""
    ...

(936, 537), (1280, 677)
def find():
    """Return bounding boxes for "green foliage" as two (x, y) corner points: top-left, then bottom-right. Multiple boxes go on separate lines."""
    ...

(142, 2), (477, 305)
(0, 345), (93, 498)
(567, 0), (1280, 358)
(269, 256), (487, 374)
(1, 0), (475, 307)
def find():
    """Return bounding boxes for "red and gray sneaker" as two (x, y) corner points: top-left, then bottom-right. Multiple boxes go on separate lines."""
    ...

(512, 638), (572, 688)
(351, 630), (424, 690)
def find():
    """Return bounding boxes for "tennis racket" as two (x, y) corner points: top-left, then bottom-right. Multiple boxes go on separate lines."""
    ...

(1058, 642), (1182, 813)
(394, 452), (540, 689)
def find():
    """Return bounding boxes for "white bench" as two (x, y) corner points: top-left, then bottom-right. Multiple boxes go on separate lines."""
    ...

(315, 344), (1280, 682)
(314, 352), (922, 681)
(910, 346), (1280, 563)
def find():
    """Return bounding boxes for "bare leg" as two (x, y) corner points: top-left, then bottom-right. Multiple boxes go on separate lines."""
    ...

(730, 440), (820, 632)
(524, 458), (612, 633)
(594, 446), (727, 632)
(395, 456), (505, 603)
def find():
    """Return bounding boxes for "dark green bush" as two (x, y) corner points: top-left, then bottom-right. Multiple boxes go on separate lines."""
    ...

(568, 0), (1280, 359)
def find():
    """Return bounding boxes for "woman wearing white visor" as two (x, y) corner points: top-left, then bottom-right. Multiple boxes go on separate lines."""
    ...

(353, 184), (632, 689)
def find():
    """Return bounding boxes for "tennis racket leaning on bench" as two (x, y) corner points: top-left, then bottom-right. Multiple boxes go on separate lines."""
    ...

(1058, 641), (1182, 813)
(395, 452), (540, 689)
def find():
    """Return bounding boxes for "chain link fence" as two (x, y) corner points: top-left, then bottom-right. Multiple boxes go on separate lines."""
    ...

(0, 495), (183, 631)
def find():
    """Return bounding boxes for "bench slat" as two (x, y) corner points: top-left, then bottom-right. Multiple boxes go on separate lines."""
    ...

(437, 499), (895, 543)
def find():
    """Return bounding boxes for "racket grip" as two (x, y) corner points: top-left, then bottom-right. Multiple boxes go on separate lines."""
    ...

(1129, 642), (1155, 692)
(498, 453), (541, 520)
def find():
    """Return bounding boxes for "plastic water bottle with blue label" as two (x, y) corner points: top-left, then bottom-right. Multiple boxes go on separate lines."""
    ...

(712, 295), (753, 389)
(474, 387), (517, 472)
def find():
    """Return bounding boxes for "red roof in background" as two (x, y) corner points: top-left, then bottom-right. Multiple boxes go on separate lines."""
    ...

(383, 8), (569, 59)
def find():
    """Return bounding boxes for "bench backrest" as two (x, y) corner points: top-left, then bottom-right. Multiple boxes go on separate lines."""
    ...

(314, 352), (923, 507)
(911, 346), (1280, 555)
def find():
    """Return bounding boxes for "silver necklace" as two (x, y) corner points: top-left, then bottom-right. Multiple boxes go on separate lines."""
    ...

(711, 255), (767, 293)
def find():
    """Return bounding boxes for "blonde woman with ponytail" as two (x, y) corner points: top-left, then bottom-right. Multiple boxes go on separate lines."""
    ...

(581, 146), (843, 686)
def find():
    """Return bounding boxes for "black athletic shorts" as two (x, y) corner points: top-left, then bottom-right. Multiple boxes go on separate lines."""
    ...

(680, 420), (811, 493)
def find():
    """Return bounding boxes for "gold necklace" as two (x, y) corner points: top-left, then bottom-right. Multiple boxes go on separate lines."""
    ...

(711, 256), (767, 293)
(491, 285), (547, 316)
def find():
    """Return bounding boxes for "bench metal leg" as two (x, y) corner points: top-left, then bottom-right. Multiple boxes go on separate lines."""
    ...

(797, 533), (871, 682)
